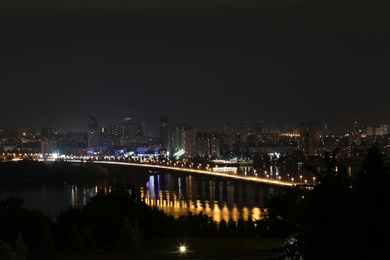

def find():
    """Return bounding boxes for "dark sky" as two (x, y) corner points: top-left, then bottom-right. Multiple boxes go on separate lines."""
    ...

(1, 0), (389, 133)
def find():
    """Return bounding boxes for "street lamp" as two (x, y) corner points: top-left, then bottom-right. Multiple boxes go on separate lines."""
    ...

(179, 245), (186, 253)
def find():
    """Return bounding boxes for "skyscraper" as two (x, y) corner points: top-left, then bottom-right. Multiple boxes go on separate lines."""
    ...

(159, 115), (170, 148)
(240, 121), (248, 144)
(171, 124), (189, 152)
(255, 121), (263, 145)
(87, 115), (99, 151)
(40, 127), (57, 155)
(134, 120), (147, 145)
(122, 117), (134, 148)
(348, 118), (361, 145)
(40, 127), (57, 139)
(185, 127), (197, 158)
(300, 122), (320, 157)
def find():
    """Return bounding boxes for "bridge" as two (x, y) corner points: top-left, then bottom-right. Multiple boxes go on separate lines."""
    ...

(46, 158), (297, 187)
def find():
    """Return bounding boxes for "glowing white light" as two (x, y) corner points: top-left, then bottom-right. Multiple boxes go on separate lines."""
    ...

(179, 245), (186, 253)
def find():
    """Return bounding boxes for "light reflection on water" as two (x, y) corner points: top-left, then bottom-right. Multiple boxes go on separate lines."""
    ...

(0, 175), (274, 223)
(1, 164), (324, 222)
(140, 172), (277, 222)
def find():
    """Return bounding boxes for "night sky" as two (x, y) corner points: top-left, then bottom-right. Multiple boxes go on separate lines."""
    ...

(1, 0), (389, 133)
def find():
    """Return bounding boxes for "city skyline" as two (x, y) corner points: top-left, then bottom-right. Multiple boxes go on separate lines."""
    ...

(1, 0), (389, 133)
(0, 113), (387, 136)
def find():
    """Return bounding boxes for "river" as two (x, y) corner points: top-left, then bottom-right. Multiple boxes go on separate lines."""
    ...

(0, 163), (330, 222)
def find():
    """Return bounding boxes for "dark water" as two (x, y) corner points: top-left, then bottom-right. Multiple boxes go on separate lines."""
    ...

(0, 163), (329, 222)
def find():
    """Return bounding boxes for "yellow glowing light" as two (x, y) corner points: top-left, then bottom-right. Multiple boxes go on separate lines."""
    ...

(179, 245), (186, 253)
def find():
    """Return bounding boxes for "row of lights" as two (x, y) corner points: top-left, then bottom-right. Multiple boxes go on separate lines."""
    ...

(2, 153), (318, 185)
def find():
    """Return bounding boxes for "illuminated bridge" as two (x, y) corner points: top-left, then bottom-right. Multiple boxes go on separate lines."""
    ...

(50, 158), (296, 187)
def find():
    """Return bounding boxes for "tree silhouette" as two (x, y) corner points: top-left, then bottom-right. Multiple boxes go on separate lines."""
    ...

(261, 187), (306, 238)
(34, 225), (59, 259)
(227, 218), (237, 236)
(236, 218), (246, 237)
(217, 219), (228, 237)
(81, 227), (96, 252)
(63, 224), (84, 257)
(0, 239), (13, 259)
(13, 232), (29, 260)
(244, 217), (256, 237)
(115, 217), (144, 253)
(351, 144), (390, 258)
(299, 150), (354, 259)
(265, 145), (390, 259)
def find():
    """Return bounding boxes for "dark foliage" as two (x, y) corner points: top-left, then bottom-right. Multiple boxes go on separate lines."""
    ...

(53, 184), (172, 256)
(263, 145), (390, 259)
(0, 196), (59, 259)
(0, 190), (267, 258)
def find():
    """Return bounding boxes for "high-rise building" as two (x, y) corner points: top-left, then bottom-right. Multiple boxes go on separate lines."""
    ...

(221, 123), (234, 158)
(171, 124), (189, 152)
(224, 123), (232, 134)
(122, 118), (134, 147)
(40, 127), (57, 155)
(300, 122), (320, 157)
(134, 120), (147, 145)
(348, 118), (361, 145)
(87, 115), (99, 151)
(196, 131), (208, 158)
(209, 132), (221, 158)
(255, 121), (263, 145)
(159, 115), (170, 148)
(185, 127), (197, 158)
(240, 121), (248, 144)
(41, 138), (56, 155)
(0, 128), (18, 145)
(195, 131), (221, 159)
(108, 123), (123, 146)
(223, 122), (234, 146)
(40, 127), (57, 139)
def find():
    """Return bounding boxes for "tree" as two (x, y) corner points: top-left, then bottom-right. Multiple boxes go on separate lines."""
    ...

(298, 151), (355, 260)
(34, 225), (59, 259)
(0, 239), (13, 259)
(260, 187), (306, 238)
(351, 144), (390, 259)
(13, 232), (29, 260)
(244, 217), (256, 237)
(266, 145), (390, 259)
(217, 219), (228, 237)
(236, 218), (246, 237)
(115, 217), (144, 253)
(63, 224), (84, 257)
(0, 196), (25, 244)
(227, 218), (236, 236)
(81, 227), (96, 251)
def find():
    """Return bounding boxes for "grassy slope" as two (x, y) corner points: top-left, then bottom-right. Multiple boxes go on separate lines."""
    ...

(61, 237), (285, 259)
